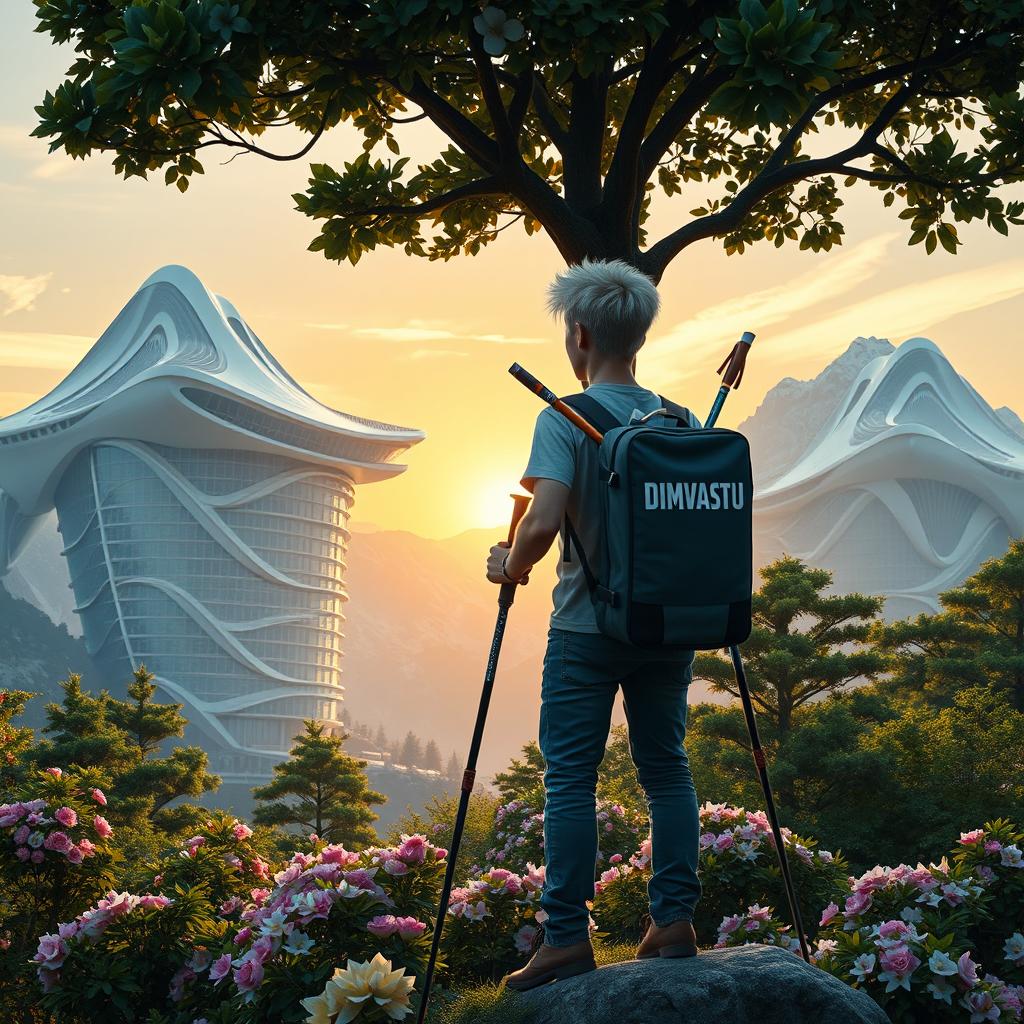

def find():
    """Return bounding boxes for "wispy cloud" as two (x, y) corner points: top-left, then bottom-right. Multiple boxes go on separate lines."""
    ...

(318, 317), (548, 347)
(410, 349), (470, 360)
(0, 274), (53, 316)
(759, 260), (1024, 366)
(645, 233), (898, 383)
(0, 330), (92, 368)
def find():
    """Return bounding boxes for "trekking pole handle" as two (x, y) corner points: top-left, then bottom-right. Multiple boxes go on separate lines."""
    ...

(506, 492), (531, 545)
(717, 331), (755, 390)
(509, 363), (605, 444)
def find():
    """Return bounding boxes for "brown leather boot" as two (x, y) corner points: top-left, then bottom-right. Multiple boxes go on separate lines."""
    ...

(636, 918), (698, 959)
(504, 940), (597, 991)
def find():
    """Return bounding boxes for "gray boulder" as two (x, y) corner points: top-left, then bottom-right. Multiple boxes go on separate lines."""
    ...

(513, 945), (888, 1024)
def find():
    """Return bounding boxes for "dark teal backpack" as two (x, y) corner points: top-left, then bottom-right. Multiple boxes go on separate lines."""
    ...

(560, 393), (753, 651)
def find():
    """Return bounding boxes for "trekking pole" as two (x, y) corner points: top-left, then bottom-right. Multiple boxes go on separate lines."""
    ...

(703, 333), (810, 962)
(415, 492), (531, 1024)
(509, 344), (811, 962)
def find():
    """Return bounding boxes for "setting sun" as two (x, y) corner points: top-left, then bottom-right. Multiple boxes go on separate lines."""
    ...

(474, 479), (532, 531)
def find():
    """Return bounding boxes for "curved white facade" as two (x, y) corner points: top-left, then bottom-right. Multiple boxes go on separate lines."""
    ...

(753, 338), (1024, 619)
(0, 266), (423, 783)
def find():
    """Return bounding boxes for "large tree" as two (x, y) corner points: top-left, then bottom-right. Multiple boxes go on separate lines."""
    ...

(693, 555), (885, 732)
(32, 1), (1024, 277)
(252, 720), (385, 847)
(872, 537), (1024, 710)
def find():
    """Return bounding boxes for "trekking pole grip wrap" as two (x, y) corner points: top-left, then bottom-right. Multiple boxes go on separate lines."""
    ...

(718, 331), (756, 389)
(508, 363), (605, 444)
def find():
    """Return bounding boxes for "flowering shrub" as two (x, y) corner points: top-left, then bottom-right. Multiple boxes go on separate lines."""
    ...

(443, 864), (545, 981)
(714, 902), (803, 954)
(591, 803), (848, 945)
(0, 769), (120, 1014)
(171, 834), (446, 1022)
(953, 820), (1024, 984)
(485, 798), (646, 875)
(33, 885), (215, 1019)
(147, 811), (274, 908)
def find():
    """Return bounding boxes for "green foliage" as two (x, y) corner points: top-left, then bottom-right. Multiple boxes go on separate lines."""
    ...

(434, 982), (530, 1024)
(31, 1), (1024, 278)
(252, 720), (385, 848)
(0, 689), (34, 791)
(27, 669), (219, 862)
(694, 556), (885, 733)
(872, 537), (1024, 709)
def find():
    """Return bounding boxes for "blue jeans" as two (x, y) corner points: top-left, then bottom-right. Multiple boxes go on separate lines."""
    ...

(538, 627), (701, 947)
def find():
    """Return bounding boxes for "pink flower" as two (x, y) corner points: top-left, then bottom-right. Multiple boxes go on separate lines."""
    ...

(232, 822), (253, 841)
(395, 916), (427, 941)
(34, 934), (69, 969)
(30, 850), (44, 864)
(14, 846), (29, 862)
(397, 834), (428, 865)
(43, 831), (72, 853)
(65, 846), (84, 865)
(54, 807), (77, 828)
(713, 833), (734, 853)
(138, 894), (171, 909)
(210, 953), (233, 984)
(957, 951), (979, 988)
(57, 922), (79, 941)
(93, 815), (113, 839)
(609, 854), (623, 865)
(958, 829), (985, 845)
(233, 957), (264, 995)
(13, 825), (30, 844)
(344, 868), (379, 892)
(844, 891), (873, 917)
(985, 840), (1002, 854)
(878, 920), (910, 940)
(90, 788), (107, 806)
(220, 897), (242, 916)
(434, 847), (448, 860)
(383, 858), (409, 876)
(77, 838), (96, 857)
(879, 945), (919, 978)
(367, 915), (399, 938)
(719, 915), (743, 935)
(250, 936), (277, 964)
(44, 767), (62, 779)
(168, 966), (196, 1002)
(320, 845), (359, 866)
(819, 902), (839, 927)
(515, 925), (539, 954)
(233, 927), (252, 945)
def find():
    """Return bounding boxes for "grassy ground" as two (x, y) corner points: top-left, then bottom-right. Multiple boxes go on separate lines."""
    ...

(435, 943), (640, 1024)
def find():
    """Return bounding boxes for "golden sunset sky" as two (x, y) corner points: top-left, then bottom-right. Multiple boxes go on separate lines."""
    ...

(2, 7), (1023, 538)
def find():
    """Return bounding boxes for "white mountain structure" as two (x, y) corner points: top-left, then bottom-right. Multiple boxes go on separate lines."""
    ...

(752, 337), (1024, 618)
(0, 265), (423, 787)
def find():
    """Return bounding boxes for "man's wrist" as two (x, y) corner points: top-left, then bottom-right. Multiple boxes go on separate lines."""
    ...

(501, 551), (524, 583)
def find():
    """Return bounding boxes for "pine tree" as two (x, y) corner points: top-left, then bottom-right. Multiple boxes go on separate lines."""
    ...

(398, 731), (423, 768)
(444, 751), (463, 785)
(32, 669), (219, 828)
(872, 538), (1024, 710)
(422, 739), (443, 773)
(693, 556), (885, 733)
(252, 720), (384, 847)
(374, 724), (388, 753)
(0, 689), (34, 792)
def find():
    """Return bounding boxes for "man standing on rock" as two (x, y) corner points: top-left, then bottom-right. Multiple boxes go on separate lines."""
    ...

(486, 258), (702, 989)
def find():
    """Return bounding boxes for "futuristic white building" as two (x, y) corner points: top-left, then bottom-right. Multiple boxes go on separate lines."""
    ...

(0, 266), (423, 785)
(753, 338), (1024, 619)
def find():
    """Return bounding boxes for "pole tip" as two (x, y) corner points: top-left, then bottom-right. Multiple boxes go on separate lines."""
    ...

(740, 331), (755, 345)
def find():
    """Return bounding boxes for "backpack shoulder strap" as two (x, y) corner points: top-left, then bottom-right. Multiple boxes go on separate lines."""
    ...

(559, 392), (621, 440)
(659, 395), (698, 428)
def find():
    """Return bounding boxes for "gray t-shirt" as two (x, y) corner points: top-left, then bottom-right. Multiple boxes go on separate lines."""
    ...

(521, 383), (701, 633)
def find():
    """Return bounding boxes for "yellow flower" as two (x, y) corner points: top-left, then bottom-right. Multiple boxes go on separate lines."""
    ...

(301, 954), (416, 1024)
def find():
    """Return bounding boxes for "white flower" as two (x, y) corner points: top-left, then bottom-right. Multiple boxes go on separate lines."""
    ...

(928, 950), (958, 976)
(999, 844), (1023, 868)
(258, 908), (289, 938)
(878, 969), (914, 993)
(849, 953), (876, 980)
(300, 953), (415, 1024)
(736, 841), (760, 862)
(928, 978), (955, 1004)
(900, 906), (924, 924)
(1004, 932), (1024, 965)
(283, 931), (315, 956)
(472, 6), (525, 56)
(463, 901), (490, 923)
